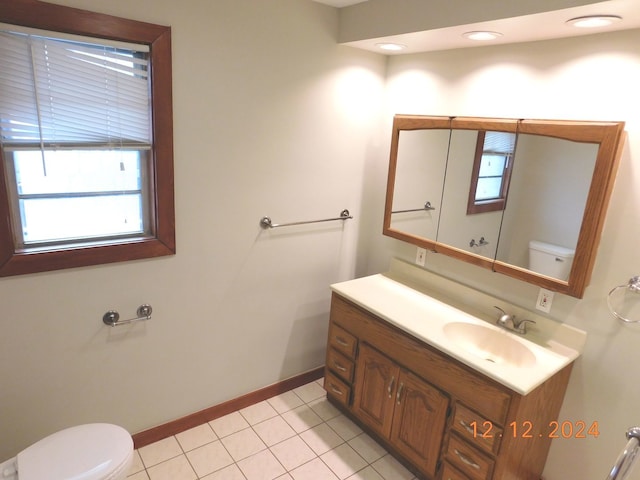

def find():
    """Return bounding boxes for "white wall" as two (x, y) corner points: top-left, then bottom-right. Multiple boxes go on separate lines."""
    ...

(0, 0), (386, 460)
(383, 29), (640, 479)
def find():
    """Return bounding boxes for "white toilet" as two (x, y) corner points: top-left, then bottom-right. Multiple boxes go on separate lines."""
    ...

(528, 240), (575, 281)
(0, 424), (133, 480)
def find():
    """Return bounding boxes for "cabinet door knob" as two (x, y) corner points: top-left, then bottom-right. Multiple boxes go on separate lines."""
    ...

(335, 336), (349, 347)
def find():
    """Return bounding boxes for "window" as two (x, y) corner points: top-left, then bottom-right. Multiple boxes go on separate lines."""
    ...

(0, 1), (174, 276)
(467, 130), (516, 215)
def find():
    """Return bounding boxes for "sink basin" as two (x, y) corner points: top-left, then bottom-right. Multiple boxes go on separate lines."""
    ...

(443, 322), (537, 368)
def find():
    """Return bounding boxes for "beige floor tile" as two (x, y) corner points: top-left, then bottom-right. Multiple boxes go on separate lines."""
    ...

(138, 436), (183, 468)
(299, 422), (344, 456)
(176, 423), (217, 452)
(346, 466), (385, 480)
(347, 433), (387, 464)
(200, 463), (247, 479)
(270, 435), (317, 471)
(307, 397), (341, 421)
(221, 427), (267, 461)
(370, 454), (415, 480)
(128, 450), (145, 475)
(327, 415), (363, 441)
(237, 449), (287, 480)
(282, 404), (323, 433)
(209, 411), (250, 438)
(241, 400), (279, 425)
(254, 415), (297, 446)
(321, 443), (367, 479)
(185, 440), (234, 477)
(146, 455), (196, 480)
(268, 391), (304, 414)
(290, 457), (339, 480)
(293, 381), (327, 403)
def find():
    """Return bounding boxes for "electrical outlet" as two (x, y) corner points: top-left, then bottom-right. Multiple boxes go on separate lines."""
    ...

(415, 247), (427, 266)
(536, 288), (554, 313)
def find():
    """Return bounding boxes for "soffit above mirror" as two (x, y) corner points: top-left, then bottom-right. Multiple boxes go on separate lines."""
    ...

(333, 0), (640, 54)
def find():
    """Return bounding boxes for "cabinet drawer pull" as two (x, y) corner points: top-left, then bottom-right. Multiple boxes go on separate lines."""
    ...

(333, 361), (347, 372)
(454, 449), (481, 470)
(459, 420), (475, 435)
(387, 376), (395, 398)
(396, 382), (404, 405)
(329, 383), (344, 396)
(335, 336), (349, 347)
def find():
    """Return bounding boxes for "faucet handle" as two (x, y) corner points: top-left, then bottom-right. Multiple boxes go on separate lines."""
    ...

(493, 306), (511, 326)
(514, 318), (536, 334)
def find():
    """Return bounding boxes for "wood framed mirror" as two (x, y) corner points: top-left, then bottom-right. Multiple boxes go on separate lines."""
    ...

(383, 115), (625, 298)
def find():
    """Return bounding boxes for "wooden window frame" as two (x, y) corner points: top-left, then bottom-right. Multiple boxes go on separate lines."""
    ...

(467, 131), (514, 215)
(0, 0), (175, 276)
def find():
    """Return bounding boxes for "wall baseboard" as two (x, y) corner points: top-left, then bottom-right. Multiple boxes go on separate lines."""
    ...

(132, 366), (325, 449)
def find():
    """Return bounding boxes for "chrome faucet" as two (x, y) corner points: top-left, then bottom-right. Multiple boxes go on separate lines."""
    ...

(494, 306), (536, 334)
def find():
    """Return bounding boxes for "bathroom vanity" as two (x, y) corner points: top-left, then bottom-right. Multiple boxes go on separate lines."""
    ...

(323, 259), (586, 480)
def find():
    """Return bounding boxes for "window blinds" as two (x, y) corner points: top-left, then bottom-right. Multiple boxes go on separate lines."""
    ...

(482, 131), (516, 155)
(0, 26), (151, 149)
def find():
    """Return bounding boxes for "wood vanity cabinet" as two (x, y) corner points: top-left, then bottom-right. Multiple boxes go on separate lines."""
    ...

(324, 293), (574, 480)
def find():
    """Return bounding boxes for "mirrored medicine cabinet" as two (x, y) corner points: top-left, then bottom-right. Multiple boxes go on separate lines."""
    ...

(383, 115), (626, 298)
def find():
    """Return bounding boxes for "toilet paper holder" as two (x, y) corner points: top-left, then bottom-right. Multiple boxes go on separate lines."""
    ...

(103, 304), (152, 327)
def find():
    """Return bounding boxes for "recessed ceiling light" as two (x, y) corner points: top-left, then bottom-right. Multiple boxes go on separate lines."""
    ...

(462, 31), (503, 41)
(375, 42), (407, 52)
(566, 15), (622, 28)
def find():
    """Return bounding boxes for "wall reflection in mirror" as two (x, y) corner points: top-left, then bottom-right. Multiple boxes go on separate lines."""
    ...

(384, 115), (625, 298)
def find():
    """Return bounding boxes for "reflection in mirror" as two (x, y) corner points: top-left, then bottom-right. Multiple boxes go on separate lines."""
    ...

(496, 134), (598, 280)
(383, 114), (625, 298)
(390, 129), (450, 241)
(437, 129), (512, 261)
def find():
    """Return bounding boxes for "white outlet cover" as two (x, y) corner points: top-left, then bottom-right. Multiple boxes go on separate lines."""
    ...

(536, 288), (554, 313)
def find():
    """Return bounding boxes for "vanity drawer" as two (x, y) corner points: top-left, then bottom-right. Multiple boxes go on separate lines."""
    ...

(324, 371), (351, 407)
(328, 323), (358, 359)
(327, 348), (355, 383)
(452, 403), (502, 455)
(444, 434), (494, 480)
(440, 461), (472, 480)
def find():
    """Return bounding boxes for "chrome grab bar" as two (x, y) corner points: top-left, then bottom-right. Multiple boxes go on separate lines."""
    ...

(103, 304), (152, 327)
(260, 209), (352, 229)
(607, 427), (640, 480)
(391, 201), (435, 214)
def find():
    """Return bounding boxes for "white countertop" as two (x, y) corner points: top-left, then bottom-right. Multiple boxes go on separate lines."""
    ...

(331, 270), (584, 395)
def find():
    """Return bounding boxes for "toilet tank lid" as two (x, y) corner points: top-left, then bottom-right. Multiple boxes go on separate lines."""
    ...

(17, 423), (132, 480)
(529, 240), (575, 258)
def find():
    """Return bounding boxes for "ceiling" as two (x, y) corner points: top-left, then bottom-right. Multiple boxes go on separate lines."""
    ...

(313, 0), (640, 54)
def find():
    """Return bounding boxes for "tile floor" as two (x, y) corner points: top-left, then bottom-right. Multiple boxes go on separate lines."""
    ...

(127, 378), (418, 480)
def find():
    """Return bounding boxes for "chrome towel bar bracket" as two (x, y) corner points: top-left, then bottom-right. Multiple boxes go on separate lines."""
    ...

(103, 304), (152, 327)
(260, 209), (353, 229)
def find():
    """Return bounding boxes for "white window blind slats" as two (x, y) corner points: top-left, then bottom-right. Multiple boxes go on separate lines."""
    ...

(0, 29), (151, 148)
(483, 131), (516, 154)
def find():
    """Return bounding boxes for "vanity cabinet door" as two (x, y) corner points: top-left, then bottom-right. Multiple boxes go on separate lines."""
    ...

(391, 370), (449, 477)
(353, 343), (400, 438)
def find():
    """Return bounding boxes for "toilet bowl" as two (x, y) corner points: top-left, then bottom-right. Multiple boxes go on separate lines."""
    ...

(0, 423), (133, 480)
